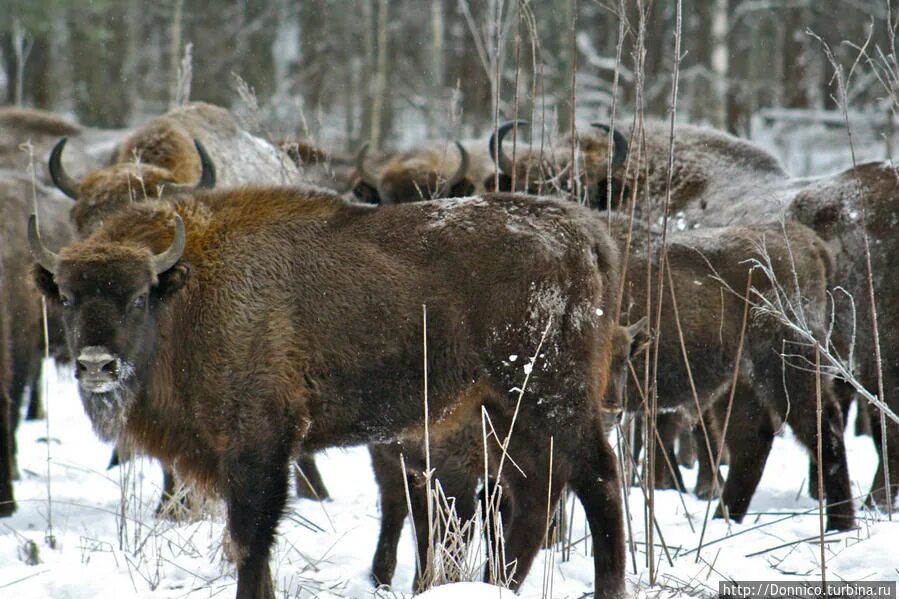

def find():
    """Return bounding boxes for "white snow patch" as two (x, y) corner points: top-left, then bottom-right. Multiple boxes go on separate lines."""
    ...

(1, 362), (891, 599)
(417, 582), (517, 598)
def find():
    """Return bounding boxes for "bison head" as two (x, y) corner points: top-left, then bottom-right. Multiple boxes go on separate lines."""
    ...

(29, 212), (188, 441)
(483, 120), (583, 196)
(484, 121), (629, 211)
(50, 137), (216, 236)
(352, 141), (472, 205)
(581, 123), (629, 211)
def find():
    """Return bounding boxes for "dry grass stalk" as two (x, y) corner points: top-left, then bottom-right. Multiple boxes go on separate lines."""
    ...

(815, 343), (827, 586)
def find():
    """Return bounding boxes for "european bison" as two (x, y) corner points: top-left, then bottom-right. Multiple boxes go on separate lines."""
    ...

(0, 171), (73, 502)
(483, 120), (629, 207)
(49, 101), (300, 236)
(605, 214), (855, 530)
(570, 120), (893, 508)
(47, 103), (329, 506)
(0, 107), (125, 187)
(789, 161), (899, 508)
(353, 140), (491, 205)
(29, 188), (626, 598)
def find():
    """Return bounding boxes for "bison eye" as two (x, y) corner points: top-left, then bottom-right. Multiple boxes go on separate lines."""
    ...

(130, 294), (148, 311)
(60, 294), (73, 309)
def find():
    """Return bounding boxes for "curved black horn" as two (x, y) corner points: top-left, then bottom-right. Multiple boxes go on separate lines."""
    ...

(160, 140), (217, 196)
(48, 138), (80, 200)
(28, 214), (60, 275)
(590, 123), (628, 166)
(440, 141), (470, 195)
(488, 120), (528, 174)
(150, 214), (186, 275)
(354, 142), (379, 189)
(193, 140), (216, 189)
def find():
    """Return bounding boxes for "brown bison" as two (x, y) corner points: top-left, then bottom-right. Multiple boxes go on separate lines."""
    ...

(29, 188), (626, 599)
(0, 107), (125, 186)
(49, 101), (300, 236)
(487, 119), (789, 217)
(483, 120), (629, 207)
(353, 140), (491, 205)
(563, 120), (894, 509)
(47, 102), (328, 508)
(605, 214), (855, 530)
(0, 171), (73, 502)
(789, 161), (899, 508)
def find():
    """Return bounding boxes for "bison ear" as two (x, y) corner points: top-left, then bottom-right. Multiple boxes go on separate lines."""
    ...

(626, 316), (651, 358)
(157, 263), (191, 300)
(32, 264), (60, 301)
(448, 178), (475, 198)
(483, 173), (513, 193)
(353, 181), (381, 205)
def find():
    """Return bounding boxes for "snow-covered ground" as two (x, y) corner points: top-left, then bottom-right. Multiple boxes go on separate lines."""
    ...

(1, 361), (896, 598)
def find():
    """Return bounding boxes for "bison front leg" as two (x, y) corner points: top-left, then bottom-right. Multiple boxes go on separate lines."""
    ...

(369, 443), (410, 587)
(653, 412), (686, 492)
(570, 425), (626, 599)
(224, 447), (290, 599)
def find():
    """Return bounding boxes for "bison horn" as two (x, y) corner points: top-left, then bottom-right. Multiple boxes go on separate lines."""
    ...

(48, 138), (80, 200)
(488, 120), (528, 175)
(160, 140), (217, 196)
(151, 214), (186, 275)
(354, 142), (379, 190)
(590, 123), (628, 166)
(28, 214), (61, 275)
(438, 141), (469, 197)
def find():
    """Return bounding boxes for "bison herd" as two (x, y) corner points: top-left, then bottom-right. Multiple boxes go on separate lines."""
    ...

(0, 101), (896, 599)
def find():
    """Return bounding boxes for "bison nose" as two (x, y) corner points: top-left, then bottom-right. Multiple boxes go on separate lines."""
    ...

(76, 347), (119, 380)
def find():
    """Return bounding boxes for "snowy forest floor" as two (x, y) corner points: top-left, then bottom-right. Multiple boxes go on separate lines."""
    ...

(1, 361), (896, 598)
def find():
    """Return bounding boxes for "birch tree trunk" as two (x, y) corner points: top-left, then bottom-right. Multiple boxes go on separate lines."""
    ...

(369, 0), (388, 151)
(427, 0), (445, 137)
(710, 0), (729, 130)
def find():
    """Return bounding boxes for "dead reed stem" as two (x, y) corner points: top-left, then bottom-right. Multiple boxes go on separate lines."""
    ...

(815, 343), (827, 586)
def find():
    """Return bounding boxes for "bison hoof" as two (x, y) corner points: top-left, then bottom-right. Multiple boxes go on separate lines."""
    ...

(826, 514), (856, 532)
(694, 481), (722, 500)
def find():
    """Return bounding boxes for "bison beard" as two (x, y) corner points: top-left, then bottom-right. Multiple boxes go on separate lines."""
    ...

(29, 188), (626, 599)
(77, 361), (136, 442)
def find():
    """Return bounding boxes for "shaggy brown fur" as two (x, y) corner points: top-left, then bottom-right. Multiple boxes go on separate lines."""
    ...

(58, 102), (299, 236)
(0, 171), (73, 489)
(606, 215), (854, 530)
(789, 161), (899, 508)
(32, 189), (626, 599)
